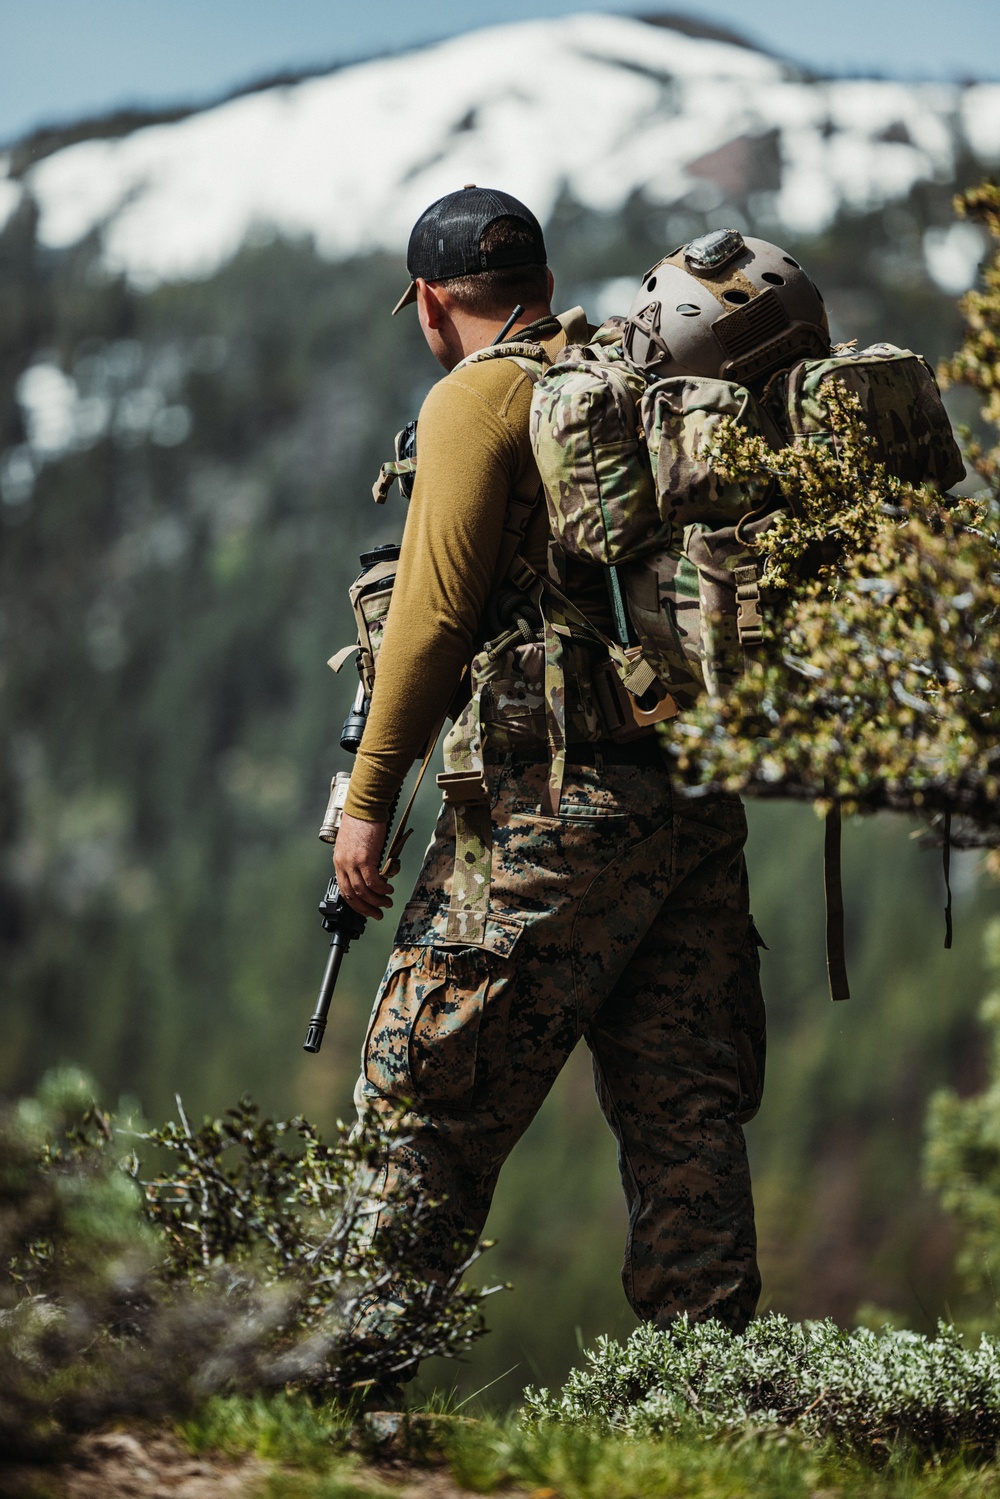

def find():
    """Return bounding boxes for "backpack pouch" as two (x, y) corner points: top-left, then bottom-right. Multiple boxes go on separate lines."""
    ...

(620, 548), (705, 710)
(683, 513), (779, 701)
(530, 349), (664, 566)
(348, 558), (398, 696)
(621, 511), (781, 708)
(640, 375), (774, 530)
(782, 343), (965, 492)
(478, 639), (606, 753)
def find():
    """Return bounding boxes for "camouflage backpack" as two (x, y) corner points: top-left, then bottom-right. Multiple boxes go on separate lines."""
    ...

(530, 331), (965, 711)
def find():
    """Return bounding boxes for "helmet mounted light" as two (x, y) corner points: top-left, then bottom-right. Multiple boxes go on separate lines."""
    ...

(683, 227), (746, 273)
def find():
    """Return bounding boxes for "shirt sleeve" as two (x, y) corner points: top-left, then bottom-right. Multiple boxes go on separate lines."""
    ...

(343, 369), (524, 823)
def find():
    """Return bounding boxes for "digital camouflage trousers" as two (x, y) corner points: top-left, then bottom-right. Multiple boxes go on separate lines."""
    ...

(353, 755), (766, 1332)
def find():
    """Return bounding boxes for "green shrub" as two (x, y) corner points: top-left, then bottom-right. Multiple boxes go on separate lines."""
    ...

(525, 1314), (1000, 1458)
(0, 1071), (496, 1460)
(141, 1093), (499, 1395)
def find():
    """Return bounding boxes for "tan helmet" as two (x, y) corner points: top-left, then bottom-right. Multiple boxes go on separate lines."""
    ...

(622, 228), (830, 388)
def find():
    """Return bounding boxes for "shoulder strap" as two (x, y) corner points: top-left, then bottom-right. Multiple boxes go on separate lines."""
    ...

(458, 341), (550, 588)
(454, 339), (549, 378)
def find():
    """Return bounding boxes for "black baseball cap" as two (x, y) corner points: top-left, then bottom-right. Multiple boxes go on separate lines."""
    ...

(391, 184), (547, 315)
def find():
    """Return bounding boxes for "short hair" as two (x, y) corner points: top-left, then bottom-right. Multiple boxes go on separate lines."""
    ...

(432, 216), (549, 317)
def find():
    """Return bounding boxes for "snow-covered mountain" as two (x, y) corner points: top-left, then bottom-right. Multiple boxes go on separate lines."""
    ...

(2, 12), (999, 292)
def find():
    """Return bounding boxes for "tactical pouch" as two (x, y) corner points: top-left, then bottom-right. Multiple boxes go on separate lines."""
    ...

(776, 342), (965, 491)
(530, 329), (664, 566)
(619, 510), (779, 708)
(640, 374), (779, 529)
(328, 545), (401, 696)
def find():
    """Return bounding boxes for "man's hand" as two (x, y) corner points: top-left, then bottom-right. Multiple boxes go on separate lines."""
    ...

(334, 813), (393, 920)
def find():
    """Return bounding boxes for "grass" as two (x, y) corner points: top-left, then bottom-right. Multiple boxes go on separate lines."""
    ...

(180, 1392), (353, 1465)
(173, 1394), (1000, 1498)
(442, 1417), (1000, 1498)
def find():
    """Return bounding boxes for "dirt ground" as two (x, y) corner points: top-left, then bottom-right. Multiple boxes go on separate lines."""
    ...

(0, 1428), (542, 1499)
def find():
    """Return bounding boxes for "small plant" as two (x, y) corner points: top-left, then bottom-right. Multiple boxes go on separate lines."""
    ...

(524, 1313), (1000, 1459)
(142, 1094), (499, 1395)
(940, 180), (1000, 501)
(0, 1072), (497, 1461)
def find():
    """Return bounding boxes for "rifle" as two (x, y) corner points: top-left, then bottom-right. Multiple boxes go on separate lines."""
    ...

(302, 764), (369, 1056)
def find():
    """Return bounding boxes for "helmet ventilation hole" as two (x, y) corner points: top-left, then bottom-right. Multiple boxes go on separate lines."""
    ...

(676, 303), (701, 316)
(723, 289), (751, 305)
(761, 272), (785, 286)
(646, 276), (657, 291)
(782, 255), (800, 268)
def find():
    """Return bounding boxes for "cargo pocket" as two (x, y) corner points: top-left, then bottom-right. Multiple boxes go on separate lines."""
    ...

(364, 928), (519, 1110)
(734, 917), (767, 1125)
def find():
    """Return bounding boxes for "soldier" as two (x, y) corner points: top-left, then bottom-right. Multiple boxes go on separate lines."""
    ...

(335, 186), (765, 1340)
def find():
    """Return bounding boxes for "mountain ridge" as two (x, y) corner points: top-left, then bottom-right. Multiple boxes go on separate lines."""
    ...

(1, 11), (998, 295)
(2, 12), (773, 171)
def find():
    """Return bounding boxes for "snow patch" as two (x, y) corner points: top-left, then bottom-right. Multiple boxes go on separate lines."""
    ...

(962, 85), (1000, 162)
(14, 12), (1000, 289)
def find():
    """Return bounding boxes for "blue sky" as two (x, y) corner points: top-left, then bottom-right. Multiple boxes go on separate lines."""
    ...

(3, 0), (999, 148)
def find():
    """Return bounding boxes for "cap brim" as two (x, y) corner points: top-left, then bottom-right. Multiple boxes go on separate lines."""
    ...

(391, 280), (417, 316)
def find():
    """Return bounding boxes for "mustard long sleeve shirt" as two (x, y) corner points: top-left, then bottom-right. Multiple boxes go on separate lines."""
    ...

(344, 309), (611, 823)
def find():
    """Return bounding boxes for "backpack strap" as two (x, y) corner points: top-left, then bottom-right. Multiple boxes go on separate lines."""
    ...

(824, 802), (851, 1002)
(458, 338), (551, 591)
(508, 559), (669, 813)
(454, 339), (549, 377)
(372, 456), (416, 505)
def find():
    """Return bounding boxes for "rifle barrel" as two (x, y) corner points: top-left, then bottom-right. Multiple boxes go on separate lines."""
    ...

(303, 935), (348, 1053)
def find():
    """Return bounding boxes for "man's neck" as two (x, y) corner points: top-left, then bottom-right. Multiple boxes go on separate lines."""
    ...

(447, 303), (553, 367)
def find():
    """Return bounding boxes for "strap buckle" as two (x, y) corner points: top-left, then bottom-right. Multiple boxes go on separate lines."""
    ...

(436, 769), (490, 805)
(733, 563), (764, 646)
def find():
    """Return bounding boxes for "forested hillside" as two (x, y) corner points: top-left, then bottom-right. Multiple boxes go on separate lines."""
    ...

(2, 13), (999, 1403)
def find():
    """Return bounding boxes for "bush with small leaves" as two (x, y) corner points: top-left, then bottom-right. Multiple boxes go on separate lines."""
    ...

(0, 1072), (497, 1461)
(525, 1313), (1000, 1459)
(141, 1094), (500, 1395)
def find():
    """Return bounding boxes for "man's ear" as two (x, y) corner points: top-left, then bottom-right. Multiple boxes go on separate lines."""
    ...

(546, 267), (555, 302)
(416, 278), (445, 330)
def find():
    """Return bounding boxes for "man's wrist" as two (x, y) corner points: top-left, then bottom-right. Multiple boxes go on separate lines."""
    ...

(343, 787), (394, 824)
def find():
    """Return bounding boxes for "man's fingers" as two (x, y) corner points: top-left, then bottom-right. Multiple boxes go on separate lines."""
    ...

(342, 887), (387, 920)
(335, 859), (394, 919)
(360, 864), (392, 897)
(333, 813), (393, 920)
